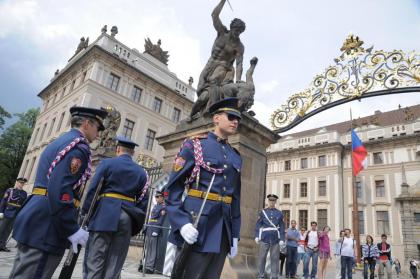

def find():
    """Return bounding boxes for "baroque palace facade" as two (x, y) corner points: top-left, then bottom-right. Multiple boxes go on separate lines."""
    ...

(266, 104), (420, 261)
(17, 26), (194, 190)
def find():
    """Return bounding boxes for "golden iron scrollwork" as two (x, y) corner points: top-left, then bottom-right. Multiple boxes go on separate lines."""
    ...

(271, 34), (420, 133)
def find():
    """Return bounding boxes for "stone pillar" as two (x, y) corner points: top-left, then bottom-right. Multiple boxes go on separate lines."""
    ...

(157, 114), (279, 278)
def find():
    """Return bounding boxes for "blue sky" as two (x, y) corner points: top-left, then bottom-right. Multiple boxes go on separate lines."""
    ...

(0, 0), (419, 133)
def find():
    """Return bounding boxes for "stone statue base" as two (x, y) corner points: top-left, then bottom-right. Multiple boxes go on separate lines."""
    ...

(157, 113), (279, 278)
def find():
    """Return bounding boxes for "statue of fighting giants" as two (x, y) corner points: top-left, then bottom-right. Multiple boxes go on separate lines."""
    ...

(189, 0), (257, 121)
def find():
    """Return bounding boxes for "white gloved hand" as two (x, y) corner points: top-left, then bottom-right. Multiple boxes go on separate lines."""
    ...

(0, 213), (4, 219)
(180, 223), (198, 244)
(255, 237), (260, 244)
(67, 228), (89, 253)
(228, 238), (238, 258)
(151, 232), (158, 237)
(279, 240), (284, 246)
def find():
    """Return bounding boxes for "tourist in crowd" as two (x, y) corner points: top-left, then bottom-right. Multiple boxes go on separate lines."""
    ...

(340, 228), (355, 279)
(409, 258), (418, 279)
(303, 221), (319, 279)
(285, 220), (300, 278)
(279, 240), (287, 277)
(362, 235), (379, 279)
(377, 234), (392, 279)
(394, 259), (401, 278)
(334, 230), (345, 279)
(297, 227), (307, 276)
(318, 226), (331, 279)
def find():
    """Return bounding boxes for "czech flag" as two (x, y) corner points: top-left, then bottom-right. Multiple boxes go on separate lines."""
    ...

(351, 130), (367, 176)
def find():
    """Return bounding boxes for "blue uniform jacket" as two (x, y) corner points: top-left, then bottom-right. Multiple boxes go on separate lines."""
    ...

(0, 188), (27, 218)
(13, 129), (90, 255)
(82, 154), (148, 232)
(255, 207), (285, 244)
(146, 203), (166, 236)
(166, 132), (242, 253)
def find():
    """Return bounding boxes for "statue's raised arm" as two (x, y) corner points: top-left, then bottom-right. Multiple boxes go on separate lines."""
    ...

(212, 0), (228, 35)
(188, 0), (247, 121)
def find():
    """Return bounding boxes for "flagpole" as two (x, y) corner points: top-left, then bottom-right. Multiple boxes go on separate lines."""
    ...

(350, 108), (361, 264)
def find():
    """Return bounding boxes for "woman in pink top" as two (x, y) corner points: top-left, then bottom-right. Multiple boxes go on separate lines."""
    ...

(318, 226), (331, 279)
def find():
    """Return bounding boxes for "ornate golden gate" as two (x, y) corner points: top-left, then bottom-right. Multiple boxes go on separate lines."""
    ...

(271, 34), (420, 133)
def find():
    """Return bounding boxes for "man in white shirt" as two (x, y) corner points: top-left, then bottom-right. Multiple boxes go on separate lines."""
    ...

(303, 221), (319, 279)
(340, 228), (355, 279)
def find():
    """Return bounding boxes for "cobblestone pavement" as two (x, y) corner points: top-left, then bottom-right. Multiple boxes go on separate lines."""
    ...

(0, 239), (164, 279)
(0, 239), (412, 278)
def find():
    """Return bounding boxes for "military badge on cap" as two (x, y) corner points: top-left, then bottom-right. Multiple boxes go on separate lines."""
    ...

(173, 156), (186, 172)
(70, 157), (82, 174)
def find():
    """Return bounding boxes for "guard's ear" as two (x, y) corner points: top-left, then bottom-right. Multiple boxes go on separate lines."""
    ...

(213, 113), (220, 125)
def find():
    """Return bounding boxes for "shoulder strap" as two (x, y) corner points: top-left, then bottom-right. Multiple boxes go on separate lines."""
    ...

(187, 138), (224, 187)
(7, 189), (14, 203)
(261, 209), (277, 228)
(47, 136), (92, 193)
(137, 170), (150, 202)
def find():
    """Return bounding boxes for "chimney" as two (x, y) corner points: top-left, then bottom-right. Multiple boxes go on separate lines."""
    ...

(374, 110), (381, 115)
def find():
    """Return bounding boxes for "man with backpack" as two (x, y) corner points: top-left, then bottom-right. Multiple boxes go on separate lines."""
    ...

(303, 221), (320, 279)
(377, 234), (392, 279)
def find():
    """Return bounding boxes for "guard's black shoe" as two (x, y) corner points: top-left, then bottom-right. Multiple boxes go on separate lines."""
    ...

(145, 269), (154, 274)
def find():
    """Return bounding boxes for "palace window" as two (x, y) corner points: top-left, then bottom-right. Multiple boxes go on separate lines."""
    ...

(300, 182), (307, 197)
(47, 118), (56, 137)
(375, 180), (385, 197)
(284, 160), (291, 171)
(318, 181), (326, 196)
(376, 211), (390, 235)
(299, 210), (308, 230)
(122, 119), (135, 139)
(284, 184), (290, 198)
(356, 181), (363, 198)
(144, 129), (156, 151)
(317, 209), (328, 230)
(301, 158), (308, 169)
(131, 86), (142, 103)
(318, 155), (326, 167)
(107, 73), (120, 91)
(373, 152), (384, 164)
(153, 97), (162, 113)
(56, 112), (65, 132)
(172, 107), (181, 123)
(359, 211), (365, 234)
(283, 210), (290, 228)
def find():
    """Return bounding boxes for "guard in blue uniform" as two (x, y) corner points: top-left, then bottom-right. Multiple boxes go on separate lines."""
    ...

(83, 135), (148, 279)
(143, 190), (166, 274)
(167, 98), (242, 279)
(0, 177), (28, 252)
(9, 106), (107, 279)
(255, 194), (285, 279)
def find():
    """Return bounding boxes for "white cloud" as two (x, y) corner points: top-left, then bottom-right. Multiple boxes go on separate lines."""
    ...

(0, 0), (38, 38)
(259, 80), (279, 94)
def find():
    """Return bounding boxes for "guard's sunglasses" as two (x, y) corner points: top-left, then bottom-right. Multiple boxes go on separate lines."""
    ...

(226, 114), (241, 122)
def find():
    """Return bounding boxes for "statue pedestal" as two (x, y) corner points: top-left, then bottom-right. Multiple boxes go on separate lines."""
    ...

(157, 113), (279, 278)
